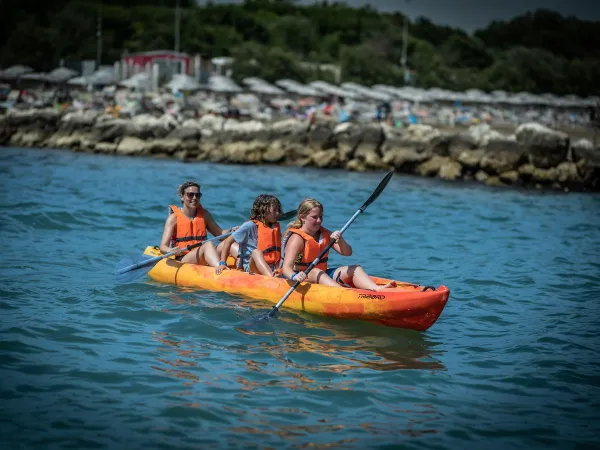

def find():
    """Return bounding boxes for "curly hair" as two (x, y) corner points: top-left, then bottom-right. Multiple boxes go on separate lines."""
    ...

(250, 194), (283, 224)
(287, 198), (323, 229)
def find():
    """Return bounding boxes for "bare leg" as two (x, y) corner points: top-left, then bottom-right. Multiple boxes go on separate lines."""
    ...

(217, 240), (239, 259)
(249, 249), (275, 276)
(334, 265), (397, 291)
(306, 268), (339, 287)
(181, 242), (220, 268)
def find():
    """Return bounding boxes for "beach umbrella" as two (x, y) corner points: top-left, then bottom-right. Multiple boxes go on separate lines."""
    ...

(165, 74), (201, 91)
(309, 80), (358, 99)
(119, 72), (152, 90)
(204, 75), (242, 93)
(242, 77), (285, 95)
(21, 72), (50, 82)
(275, 79), (320, 96)
(47, 67), (78, 83)
(0, 65), (33, 79)
(342, 82), (391, 101)
(89, 69), (118, 86)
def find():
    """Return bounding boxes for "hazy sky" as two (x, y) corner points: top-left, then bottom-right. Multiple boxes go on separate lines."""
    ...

(196, 0), (600, 32)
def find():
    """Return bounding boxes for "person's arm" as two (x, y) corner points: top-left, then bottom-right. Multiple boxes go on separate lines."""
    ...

(204, 209), (223, 237)
(159, 214), (181, 255)
(330, 230), (352, 256)
(281, 234), (307, 282)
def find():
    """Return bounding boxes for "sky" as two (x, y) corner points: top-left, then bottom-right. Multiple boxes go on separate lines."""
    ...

(195, 0), (600, 32)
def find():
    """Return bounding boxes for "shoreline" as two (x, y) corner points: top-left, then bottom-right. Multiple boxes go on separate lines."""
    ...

(1, 108), (598, 192)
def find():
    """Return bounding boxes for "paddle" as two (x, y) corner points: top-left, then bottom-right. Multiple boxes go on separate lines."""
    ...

(115, 209), (298, 283)
(256, 170), (395, 321)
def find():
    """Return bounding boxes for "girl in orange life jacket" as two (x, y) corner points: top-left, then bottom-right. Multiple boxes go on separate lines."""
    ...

(281, 198), (397, 291)
(159, 181), (238, 268)
(216, 194), (284, 277)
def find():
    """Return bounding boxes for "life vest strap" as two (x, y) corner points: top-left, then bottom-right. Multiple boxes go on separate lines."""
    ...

(262, 245), (281, 254)
(174, 235), (207, 242)
(296, 257), (328, 267)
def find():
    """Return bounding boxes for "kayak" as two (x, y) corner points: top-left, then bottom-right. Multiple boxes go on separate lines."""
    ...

(144, 246), (450, 331)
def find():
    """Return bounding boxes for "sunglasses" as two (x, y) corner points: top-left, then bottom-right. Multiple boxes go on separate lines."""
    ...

(184, 192), (202, 199)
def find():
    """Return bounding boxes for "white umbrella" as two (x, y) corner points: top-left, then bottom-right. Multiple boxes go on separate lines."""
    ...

(119, 72), (152, 90)
(0, 65), (33, 79)
(21, 72), (49, 82)
(165, 74), (200, 91)
(67, 76), (87, 86)
(275, 79), (320, 96)
(309, 80), (358, 99)
(242, 77), (285, 95)
(47, 67), (78, 83)
(342, 82), (391, 101)
(205, 75), (242, 93)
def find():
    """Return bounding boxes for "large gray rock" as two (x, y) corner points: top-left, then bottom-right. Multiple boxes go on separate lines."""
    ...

(448, 133), (478, 160)
(60, 110), (101, 132)
(515, 122), (569, 169)
(166, 126), (201, 141)
(131, 114), (178, 139)
(382, 136), (431, 171)
(308, 122), (336, 150)
(467, 123), (506, 147)
(116, 136), (147, 155)
(311, 149), (339, 168)
(480, 137), (524, 174)
(335, 123), (363, 162)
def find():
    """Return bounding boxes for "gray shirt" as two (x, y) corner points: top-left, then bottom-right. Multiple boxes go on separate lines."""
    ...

(232, 221), (259, 271)
(233, 220), (278, 272)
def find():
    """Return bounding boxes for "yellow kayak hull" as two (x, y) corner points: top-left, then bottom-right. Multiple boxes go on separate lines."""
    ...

(145, 246), (450, 331)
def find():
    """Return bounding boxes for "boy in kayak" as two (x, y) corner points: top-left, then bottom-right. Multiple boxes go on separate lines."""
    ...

(159, 181), (237, 268)
(216, 194), (284, 277)
(281, 198), (396, 291)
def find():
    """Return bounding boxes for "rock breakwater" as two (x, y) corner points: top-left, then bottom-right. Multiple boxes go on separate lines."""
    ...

(1, 108), (598, 192)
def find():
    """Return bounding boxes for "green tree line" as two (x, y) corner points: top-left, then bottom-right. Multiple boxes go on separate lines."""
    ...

(1, 0), (598, 96)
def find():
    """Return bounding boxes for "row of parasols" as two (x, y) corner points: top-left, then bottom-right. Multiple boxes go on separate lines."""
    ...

(1, 64), (597, 108)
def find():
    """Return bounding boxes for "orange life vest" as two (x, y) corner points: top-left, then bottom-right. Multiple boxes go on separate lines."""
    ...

(169, 204), (207, 252)
(252, 220), (282, 265)
(283, 227), (331, 271)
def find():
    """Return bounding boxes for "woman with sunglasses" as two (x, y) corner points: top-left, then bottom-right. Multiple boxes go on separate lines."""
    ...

(159, 181), (236, 267)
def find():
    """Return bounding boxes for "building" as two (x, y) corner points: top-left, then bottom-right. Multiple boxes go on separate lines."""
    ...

(121, 50), (192, 78)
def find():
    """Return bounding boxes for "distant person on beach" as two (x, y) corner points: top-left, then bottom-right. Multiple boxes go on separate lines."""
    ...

(159, 181), (238, 268)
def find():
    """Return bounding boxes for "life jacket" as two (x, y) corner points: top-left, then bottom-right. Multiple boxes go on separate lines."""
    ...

(282, 227), (331, 271)
(169, 204), (207, 252)
(252, 220), (281, 265)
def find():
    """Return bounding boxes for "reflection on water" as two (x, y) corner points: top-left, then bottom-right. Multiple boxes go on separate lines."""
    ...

(156, 292), (445, 379)
(143, 291), (445, 443)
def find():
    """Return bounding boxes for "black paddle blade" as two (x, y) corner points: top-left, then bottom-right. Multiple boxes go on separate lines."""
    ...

(278, 209), (297, 221)
(360, 170), (394, 212)
(245, 306), (279, 326)
(115, 254), (157, 283)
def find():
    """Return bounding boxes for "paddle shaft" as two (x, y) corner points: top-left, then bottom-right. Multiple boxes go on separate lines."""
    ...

(117, 231), (233, 274)
(268, 209), (364, 316)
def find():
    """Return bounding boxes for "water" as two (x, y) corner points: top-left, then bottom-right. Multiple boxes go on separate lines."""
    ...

(1, 147), (599, 449)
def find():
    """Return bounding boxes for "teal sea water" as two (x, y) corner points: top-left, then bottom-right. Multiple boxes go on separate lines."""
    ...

(1, 147), (599, 449)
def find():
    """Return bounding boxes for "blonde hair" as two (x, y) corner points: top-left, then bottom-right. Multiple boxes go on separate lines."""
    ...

(288, 198), (323, 229)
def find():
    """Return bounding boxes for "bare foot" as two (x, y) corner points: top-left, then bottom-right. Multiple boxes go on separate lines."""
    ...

(375, 281), (397, 291)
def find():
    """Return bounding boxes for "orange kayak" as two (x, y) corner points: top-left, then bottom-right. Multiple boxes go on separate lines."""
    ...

(144, 246), (450, 331)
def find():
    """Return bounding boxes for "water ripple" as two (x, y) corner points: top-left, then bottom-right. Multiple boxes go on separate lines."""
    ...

(1, 147), (599, 449)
